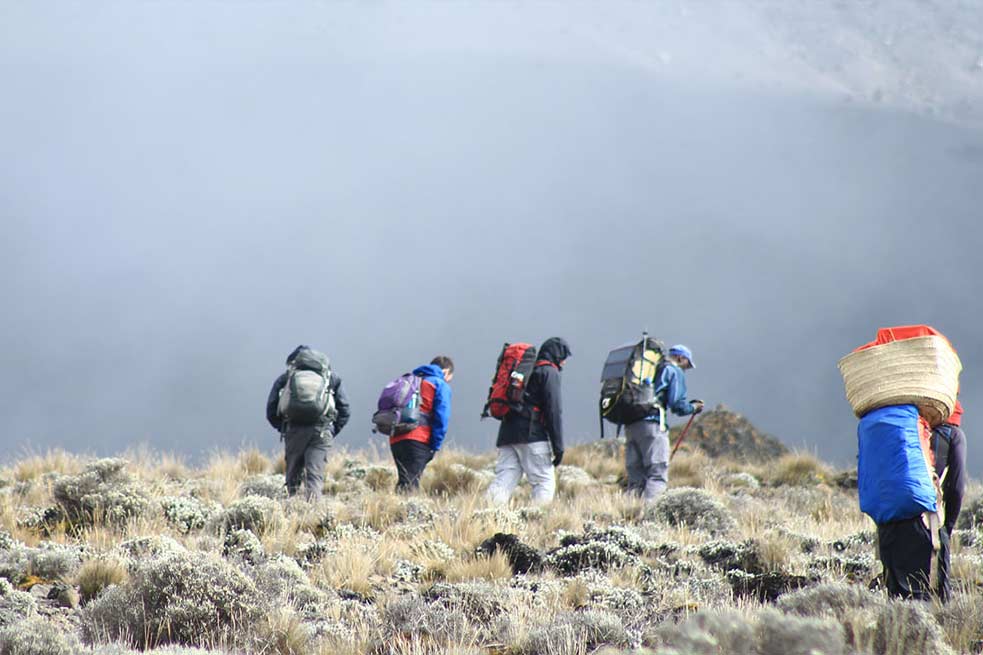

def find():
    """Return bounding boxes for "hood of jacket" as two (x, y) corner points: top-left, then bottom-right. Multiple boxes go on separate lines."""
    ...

(538, 337), (572, 369)
(413, 363), (446, 380)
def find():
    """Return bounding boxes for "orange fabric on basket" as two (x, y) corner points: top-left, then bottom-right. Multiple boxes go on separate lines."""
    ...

(854, 325), (951, 352)
(919, 415), (935, 470)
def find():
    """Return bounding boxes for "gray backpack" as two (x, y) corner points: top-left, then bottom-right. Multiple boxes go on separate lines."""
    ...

(277, 348), (336, 426)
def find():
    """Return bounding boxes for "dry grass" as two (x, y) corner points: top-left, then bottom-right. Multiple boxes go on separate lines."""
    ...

(441, 549), (512, 582)
(0, 440), (968, 654)
(669, 450), (710, 488)
(312, 536), (383, 597)
(75, 557), (129, 604)
(11, 449), (83, 482)
(759, 452), (831, 487)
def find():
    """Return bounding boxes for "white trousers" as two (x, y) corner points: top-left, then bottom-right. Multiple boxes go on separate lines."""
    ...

(486, 441), (556, 506)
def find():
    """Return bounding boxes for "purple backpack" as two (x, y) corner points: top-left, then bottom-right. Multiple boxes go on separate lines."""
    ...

(372, 373), (423, 436)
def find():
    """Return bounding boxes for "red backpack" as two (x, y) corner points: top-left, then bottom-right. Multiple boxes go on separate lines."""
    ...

(481, 342), (538, 420)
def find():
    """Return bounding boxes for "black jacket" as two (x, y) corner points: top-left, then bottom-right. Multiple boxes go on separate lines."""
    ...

(266, 370), (351, 437)
(496, 337), (571, 455)
(933, 423), (967, 532)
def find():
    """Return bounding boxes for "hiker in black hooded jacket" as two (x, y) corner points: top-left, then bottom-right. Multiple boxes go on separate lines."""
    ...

(486, 337), (571, 505)
(266, 345), (351, 500)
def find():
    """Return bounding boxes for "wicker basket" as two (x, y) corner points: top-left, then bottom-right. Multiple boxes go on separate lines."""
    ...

(838, 335), (962, 426)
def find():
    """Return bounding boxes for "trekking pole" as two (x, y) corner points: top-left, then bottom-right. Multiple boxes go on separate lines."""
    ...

(669, 413), (697, 461)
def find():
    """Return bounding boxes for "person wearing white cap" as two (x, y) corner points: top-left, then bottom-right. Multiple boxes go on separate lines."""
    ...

(624, 344), (703, 501)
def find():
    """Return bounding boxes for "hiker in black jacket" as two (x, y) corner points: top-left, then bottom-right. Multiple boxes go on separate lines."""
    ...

(933, 401), (967, 602)
(266, 345), (351, 500)
(486, 337), (571, 506)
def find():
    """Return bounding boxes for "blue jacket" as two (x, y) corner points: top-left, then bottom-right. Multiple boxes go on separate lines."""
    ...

(649, 362), (695, 419)
(413, 364), (452, 451)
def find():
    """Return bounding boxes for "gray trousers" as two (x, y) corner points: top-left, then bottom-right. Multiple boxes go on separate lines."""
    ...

(624, 420), (670, 502)
(486, 441), (556, 506)
(283, 425), (331, 500)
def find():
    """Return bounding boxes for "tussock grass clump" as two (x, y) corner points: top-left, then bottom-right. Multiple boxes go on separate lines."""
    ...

(422, 462), (492, 497)
(75, 557), (129, 604)
(760, 452), (831, 487)
(442, 549), (512, 583)
(237, 449), (272, 477)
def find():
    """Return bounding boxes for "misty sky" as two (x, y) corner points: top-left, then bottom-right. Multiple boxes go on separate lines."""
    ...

(2, 1), (982, 472)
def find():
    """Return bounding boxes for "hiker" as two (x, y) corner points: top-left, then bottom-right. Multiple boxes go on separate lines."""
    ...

(486, 337), (571, 506)
(266, 345), (350, 500)
(934, 401), (967, 602)
(387, 356), (454, 492)
(877, 401), (967, 602)
(624, 344), (703, 502)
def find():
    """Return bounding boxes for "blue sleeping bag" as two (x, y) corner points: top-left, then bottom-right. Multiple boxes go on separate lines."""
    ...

(858, 404), (937, 524)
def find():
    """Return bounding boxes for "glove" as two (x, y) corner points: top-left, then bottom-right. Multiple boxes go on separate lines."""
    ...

(552, 450), (564, 467)
(690, 399), (705, 415)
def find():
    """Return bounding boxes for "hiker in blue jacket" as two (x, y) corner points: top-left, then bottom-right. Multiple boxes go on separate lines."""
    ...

(389, 357), (454, 492)
(624, 344), (703, 501)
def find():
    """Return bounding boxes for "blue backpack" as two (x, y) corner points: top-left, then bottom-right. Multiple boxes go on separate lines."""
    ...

(858, 404), (937, 524)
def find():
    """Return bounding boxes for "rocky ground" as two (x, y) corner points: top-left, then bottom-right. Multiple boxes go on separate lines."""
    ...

(1, 409), (982, 655)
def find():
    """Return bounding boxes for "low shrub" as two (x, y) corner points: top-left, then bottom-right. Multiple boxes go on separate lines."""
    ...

(0, 616), (80, 655)
(51, 459), (149, 528)
(76, 557), (129, 604)
(213, 495), (283, 536)
(82, 547), (261, 648)
(653, 487), (735, 535)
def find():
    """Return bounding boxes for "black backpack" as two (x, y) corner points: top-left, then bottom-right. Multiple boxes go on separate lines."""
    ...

(599, 333), (667, 437)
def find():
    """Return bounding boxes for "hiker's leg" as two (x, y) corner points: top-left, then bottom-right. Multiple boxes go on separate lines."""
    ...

(487, 446), (522, 505)
(303, 430), (331, 501)
(937, 526), (952, 603)
(623, 424), (645, 497)
(394, 441), (431, 492)
(521, 441), (556, 506)
(391, 441), (414, 492)
(283, 428), (311, 497)
(643, 426), (670, 502)
(878, 517), (933, 601)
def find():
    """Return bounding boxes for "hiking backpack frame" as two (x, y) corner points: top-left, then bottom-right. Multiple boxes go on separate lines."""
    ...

(599, 331), (667, 438)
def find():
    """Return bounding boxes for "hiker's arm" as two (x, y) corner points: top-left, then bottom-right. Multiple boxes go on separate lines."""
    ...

(541, 368), (564, 455)
(664, 367), (695, 416)
(266, 374), (286, 431)
(429, 381), (452, 451)
(943, 427), (967, 531)
(331, 377), (351, 436)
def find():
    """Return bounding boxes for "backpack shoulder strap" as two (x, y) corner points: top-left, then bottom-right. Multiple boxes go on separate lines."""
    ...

(933, 425), (952, 482)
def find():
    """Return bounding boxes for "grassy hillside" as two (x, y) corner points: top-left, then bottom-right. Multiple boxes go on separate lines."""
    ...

(0, 435), (981, 655)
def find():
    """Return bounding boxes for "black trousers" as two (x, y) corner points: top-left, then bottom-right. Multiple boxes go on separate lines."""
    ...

(877, 516), (952, 602)
(391, 440), (434, 492)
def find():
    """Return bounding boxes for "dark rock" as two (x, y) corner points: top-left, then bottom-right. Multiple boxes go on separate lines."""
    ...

(832, 469), (858, 489)
(697, 540), (765, 574)
(475, 533), (543, 574)
(727, 570), (818, 603)
(673, 405), (788, 462)
(47, 583), (80, 609)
